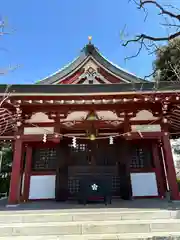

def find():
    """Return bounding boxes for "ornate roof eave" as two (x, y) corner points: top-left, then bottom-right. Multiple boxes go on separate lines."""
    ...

(1, 81), (180, 96)
(36, 43), (146, 85)
(36, 53), (87, 85)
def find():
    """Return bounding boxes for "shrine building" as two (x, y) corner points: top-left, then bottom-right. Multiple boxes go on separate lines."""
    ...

(1, 39), (180, 205)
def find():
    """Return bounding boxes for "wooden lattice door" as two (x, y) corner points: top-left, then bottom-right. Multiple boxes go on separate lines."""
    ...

(68, 139), (120, 198)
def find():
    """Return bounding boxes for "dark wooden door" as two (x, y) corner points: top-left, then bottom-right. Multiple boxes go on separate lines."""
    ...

(117, 139), (132, 200)
(68, 139), (120, 198)
(55, 139), (69, 201)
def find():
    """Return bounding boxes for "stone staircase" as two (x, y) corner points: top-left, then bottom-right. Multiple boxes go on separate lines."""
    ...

(0, 207), (180, 239)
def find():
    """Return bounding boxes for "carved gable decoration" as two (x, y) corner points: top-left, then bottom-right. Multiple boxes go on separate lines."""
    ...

(71, 66), (112, 84)
(86, 111), (99, 121)
(61, 110), (123, 128)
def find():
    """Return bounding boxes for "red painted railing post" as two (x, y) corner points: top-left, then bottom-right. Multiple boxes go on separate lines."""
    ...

(8, 139), (23, 205)
(23, 146), (32, 201)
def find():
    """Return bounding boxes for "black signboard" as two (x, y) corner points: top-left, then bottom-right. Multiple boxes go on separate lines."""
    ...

(78, 176), (112, 205)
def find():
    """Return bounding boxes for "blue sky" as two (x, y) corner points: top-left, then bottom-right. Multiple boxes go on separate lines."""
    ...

(0, 0), (179, 84)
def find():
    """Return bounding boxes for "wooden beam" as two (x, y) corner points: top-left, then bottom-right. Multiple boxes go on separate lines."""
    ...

(16, 134), (60, 143)
(125, 132), (164, 140)
(6, 91), (180, 101)
(23, 120), (161, 129)
(0, 136), (14, 140)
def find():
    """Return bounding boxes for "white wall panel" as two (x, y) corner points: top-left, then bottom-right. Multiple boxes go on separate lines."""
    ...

(24, 127), (54, 135)
(131, 110), (158, 121)
(131, 124), (161, 132)
(130, 172), (158, 197)
(29, 175), (55, 199)
(25, 112), (54, 123)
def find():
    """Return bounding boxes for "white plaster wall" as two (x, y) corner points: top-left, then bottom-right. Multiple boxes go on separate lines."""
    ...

(97, 111), (123, 121)
(29, 175), (56, 199)
(171, 139), (180, 178)
(130, 172), (158, 197)
(24, 127), (54, 135)
(65, 111), (88, 121)
(131, 110), (158, 121)
(25, 112), (54, 123)
(131, 124), (161, 132)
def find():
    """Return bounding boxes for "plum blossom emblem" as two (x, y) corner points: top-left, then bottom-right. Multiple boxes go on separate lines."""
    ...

(91, 183), (98, 191)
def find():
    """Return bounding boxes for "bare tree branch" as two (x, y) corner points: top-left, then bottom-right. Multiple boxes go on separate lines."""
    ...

(123, 31), (180, 47)
(0, 65), (19, 75)
(139, 1), (180, 20)
(164, 4), (180, 13)
(122, 0), (180, 59)
(125, 39), (144, 60)
(0, 17), (19, 76)
(0, 17), (6, 36)
(161, 23), (180, 28)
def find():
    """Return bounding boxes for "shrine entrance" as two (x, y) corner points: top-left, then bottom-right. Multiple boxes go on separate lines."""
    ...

(68, 139), (120, 198)
(55, 138), (132, 201)
(31, 138), (156, 202)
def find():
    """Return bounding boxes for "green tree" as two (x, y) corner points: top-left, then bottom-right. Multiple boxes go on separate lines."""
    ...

(171, 139), (180, 190)
(153, 38), (180, 82)
(0, 144), (12, 197)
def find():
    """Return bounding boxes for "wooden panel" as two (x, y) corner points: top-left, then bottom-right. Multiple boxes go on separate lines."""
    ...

(67, 139), (120, 197)
(117, 139), (132, 200)
(55, 139), (69, 201)
(32, 148), (57, 171)
(68, 166), (120, 196)
(129, 141), (154, 169)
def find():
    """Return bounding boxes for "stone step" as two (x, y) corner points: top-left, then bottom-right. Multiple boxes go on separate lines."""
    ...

(0, 219), (180, 237)
(0, 210), (179, 223)
(0, 232), (180, 240)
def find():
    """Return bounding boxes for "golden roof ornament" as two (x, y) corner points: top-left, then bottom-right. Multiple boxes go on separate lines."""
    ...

(88, 36), (92, 44)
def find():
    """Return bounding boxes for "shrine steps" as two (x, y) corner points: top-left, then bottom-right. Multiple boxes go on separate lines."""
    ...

(0, 209), (180, 238)
(0, 233), (180, 240)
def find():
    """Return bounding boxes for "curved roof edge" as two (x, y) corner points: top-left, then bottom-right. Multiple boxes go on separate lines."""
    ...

(36, 43), (147, 84)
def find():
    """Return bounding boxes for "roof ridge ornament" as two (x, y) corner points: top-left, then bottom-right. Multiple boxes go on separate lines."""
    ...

(88, 36), (92, 44)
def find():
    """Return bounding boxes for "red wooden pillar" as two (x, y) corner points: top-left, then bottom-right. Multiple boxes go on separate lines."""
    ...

(23, 146), (32, 201)
(162, 134), (179, 200)
(8, 139), (23, 204)
(152, 141), (165, 198)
